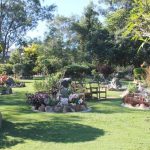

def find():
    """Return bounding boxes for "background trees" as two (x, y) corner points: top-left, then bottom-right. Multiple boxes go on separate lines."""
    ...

(1, 0), (150, 77)
(0, 0), (55, 62)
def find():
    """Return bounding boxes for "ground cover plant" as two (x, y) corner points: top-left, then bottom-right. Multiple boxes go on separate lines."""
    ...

(0, 80), (150, 150)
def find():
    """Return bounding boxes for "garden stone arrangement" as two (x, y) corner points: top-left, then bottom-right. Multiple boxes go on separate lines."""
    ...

(122, 83), (150, 110)
(6, 77), (25, 88)
(26, 78), (89, 113)
(0, 74), (12, 95)
(0, 74), (26, 95)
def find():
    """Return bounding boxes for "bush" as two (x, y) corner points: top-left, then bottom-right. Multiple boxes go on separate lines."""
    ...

(64, 64), (91, 78)
(26, 92), (51, 109)
(97, 64), (114, 79)
(0, 64), (13, 75)
(127, 83), (137, 93)
(33, 72), (62, 92)
(115, 65), (134, 78)
(133, 68), (146, 80)
(12, 63), (23, 76)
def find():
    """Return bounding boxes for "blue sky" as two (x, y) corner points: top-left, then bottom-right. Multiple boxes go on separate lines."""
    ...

(26, 0), (99, 40)
(43, 0), (99, 17)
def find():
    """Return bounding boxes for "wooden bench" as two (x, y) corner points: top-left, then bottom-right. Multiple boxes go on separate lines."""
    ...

(89, 82), (107, 100)
(72, 81), (107, 100)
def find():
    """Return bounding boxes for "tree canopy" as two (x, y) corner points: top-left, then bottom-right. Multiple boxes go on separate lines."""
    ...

(0, 0), (55, 61)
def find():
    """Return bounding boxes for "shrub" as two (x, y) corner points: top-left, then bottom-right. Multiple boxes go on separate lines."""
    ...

(115, 65), (134, 78)
(133, 68), (146, 80)
(26, 92), (51, 109)
(12, 63), (23, 76)
(33, 72), (63, 92)
(127, 83), (137, 93)
(64, 64), (91, 78)
(97, 64), (114, 79)
(0, 64), (13, 75)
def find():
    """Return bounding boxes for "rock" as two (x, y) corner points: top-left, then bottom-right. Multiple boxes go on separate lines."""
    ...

(45, 106), (53, 112)
(38, 104), (45, 112)
(60, 78), (71, 88)
(44, 98), (49, 105)
(6, 77), (15, 86)
(75, 104), (81, 112)
(62, 105), (68, 113)
(0, 112), (2, 128)
(139, 103), (146, 109)
(135, 104), (140, 107)
(70, 107), (75, 112)
(60, 98), (68, 105)
(31, 106), (36, 111)
(69, 104), (76, 112)
(53, 105), (63, 113)
(80, 105), (87, 111)
(109, 77), (122, 89)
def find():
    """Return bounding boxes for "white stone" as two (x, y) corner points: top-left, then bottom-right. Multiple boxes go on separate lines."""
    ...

(139, 104), (146, 109)
(60, 98), (68, 105)
(38, 104), (45, 112)
(45, 106), (53, 112)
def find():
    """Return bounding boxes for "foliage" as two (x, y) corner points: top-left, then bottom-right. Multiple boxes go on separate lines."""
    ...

(97, 64), (114, 79)
(26, 92), (51, 109)
(72, 2), (110, 62)
(0, 64), (13, 75)
(9, 49), (21, 64)
(106, 8), (129, 33)
(127, 83), (137, 93)
(12, 63), (23, 76)
(33, 72), (63, 92)
(64, 64), (91, 78)
(10, 44), (39, 77)
(35, 39), (67, 74)
(91, 69), (100, 81)
(123, 0), (150, 47)
(24, 44), (39, 56)
(133, 67), (146, 80)
(0, 0), (55, 61)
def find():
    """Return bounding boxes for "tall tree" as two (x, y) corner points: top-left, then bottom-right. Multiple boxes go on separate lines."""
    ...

(72, 2), (111, 62)
(0, 0), (55, 61)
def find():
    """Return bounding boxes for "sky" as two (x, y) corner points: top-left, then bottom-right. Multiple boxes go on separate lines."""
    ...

(26, 0), (100, 40)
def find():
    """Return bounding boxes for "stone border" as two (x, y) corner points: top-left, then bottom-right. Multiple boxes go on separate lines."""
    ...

(121, 103), (150, 110)
(31, 107), (92, 113)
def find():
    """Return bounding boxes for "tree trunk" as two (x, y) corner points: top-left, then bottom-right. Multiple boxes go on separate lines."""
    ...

(1, 42), (6, 63)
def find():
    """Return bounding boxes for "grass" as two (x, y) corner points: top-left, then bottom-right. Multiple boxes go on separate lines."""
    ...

(0, 80), (150, 150)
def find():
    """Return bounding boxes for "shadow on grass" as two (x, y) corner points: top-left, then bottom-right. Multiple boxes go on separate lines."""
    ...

(0, 120), (104, 148)
(0, 92), (26, 106)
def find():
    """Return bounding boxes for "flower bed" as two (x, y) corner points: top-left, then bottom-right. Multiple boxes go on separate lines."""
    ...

(122, 93), (150, 110)
(26, 92), (89, 113)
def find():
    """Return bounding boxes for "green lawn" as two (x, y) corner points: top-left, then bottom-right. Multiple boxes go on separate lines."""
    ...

(0, 80), (150, 150)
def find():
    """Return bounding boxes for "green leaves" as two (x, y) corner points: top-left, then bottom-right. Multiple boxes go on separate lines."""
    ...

(0, 0), (56, 60)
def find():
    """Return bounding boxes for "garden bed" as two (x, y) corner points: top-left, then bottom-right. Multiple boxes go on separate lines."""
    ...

(122, 93), (150, 110)
(26, 92), (89, 113)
